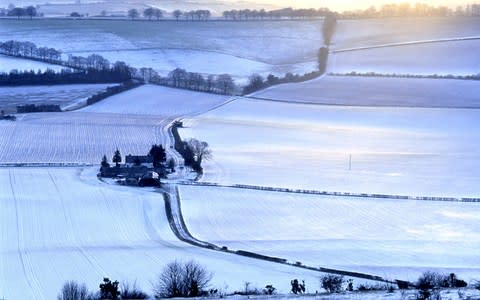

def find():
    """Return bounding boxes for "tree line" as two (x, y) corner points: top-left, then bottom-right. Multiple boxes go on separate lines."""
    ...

(222, 7), (332, 20)
(0, 68), (133, 86)
(0, 5), (37, 18)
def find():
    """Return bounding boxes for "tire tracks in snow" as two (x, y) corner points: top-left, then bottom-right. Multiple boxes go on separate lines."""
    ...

(47, 170), (108, 277)
(8, 169), (45, 300)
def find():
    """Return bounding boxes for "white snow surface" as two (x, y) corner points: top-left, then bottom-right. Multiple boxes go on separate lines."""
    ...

(330, 40), (480, 76)
(0, 54), (67, 73)
(251, 75), (480, 108)
(0, 167), (321, 299)
(332, 17), (480, 50)
(81, 84), (230, 116)
(180, 98), (480, 197)
(0, 85), (230, 163)
(180, 185), (480, 283)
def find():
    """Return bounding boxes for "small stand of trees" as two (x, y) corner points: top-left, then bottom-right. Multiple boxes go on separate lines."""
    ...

(149, 144), (166, 168)
(154, 68), (236, 95)
(242, 71), (320, 95)
(2, 5), (37, 19)
(143, 7), (163, 20)
(182, 138), (211, 173)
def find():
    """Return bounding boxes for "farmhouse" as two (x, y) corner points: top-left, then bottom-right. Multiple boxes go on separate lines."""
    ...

(98, 148), (169, 187)
(125, 154), (153, 167)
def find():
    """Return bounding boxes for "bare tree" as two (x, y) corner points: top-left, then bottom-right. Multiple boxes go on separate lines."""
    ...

(143, 7), (154, 20)
(154, 261), (184, 298)
(128, 8), (139, 20)
(25, 6), (37, 19)
(154, 260), (212, 298)
(154, 8), (163, 20)
(173, 9), (182, 21)
(216, 74), (235, 95)
(57, 281), (90, 300)
(187, 138), (211, 168)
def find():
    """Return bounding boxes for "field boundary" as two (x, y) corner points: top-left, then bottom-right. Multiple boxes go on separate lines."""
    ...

(332, 36), (480, 53)
(177, 181), (480, 203)
(0, 163), (94, 168)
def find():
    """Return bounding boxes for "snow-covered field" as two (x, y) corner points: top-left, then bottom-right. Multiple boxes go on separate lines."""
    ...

(251, 76), (480, 108)
(180, 185), (480, 283)
(0, 167), (321, 299)
(0, 54), (67, 73)
(0, 19), (322, 81)
(81, 84), (230, 116)
(330, 40), (480, 75)
(332, 17), (480, 50)
(179, 98), (480, 197)
(0, 85), (230, 163)
(0, 84), (115, 114)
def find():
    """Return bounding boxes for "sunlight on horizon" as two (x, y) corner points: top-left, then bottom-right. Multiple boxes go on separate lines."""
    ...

(253, 0), (469, 10)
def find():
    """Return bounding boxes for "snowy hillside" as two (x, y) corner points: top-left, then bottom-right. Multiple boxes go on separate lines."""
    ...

(251, 76), (480, 108)
(330, 40), (480, 75)
(0, 19), (323, 81)
(179, 98), (480, 197)
(180, 185), (480, 282)
(332, 17), (480, 50)
(0, 85), (230, 163)
(0, 167), (321, 299)
(0, 54), (66, 73)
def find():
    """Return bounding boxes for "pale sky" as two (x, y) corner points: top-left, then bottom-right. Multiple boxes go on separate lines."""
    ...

(0, 0), (469, 11)
(249, 0), (468, 10)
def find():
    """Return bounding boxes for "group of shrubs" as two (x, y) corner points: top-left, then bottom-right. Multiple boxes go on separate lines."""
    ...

(57, 266), (478, 300)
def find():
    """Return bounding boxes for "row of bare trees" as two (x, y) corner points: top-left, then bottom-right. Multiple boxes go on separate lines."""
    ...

(161, 68), (236, 95)
(222, 7), (332, 20)
(0, 40), (61, 62)
(127, 8), (211, 21)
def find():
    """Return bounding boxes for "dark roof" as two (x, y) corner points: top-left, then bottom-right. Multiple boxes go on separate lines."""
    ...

(125, 155), (153, 164)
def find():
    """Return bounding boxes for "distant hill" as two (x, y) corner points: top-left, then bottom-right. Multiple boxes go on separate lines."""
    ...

(2, 0), (280, 17)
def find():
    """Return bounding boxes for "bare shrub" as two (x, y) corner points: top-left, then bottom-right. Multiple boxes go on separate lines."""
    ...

(320, 274), (344, 293)
(120, 281), (148, 299)
(57, 281), (92, 300)
(153, 260), (212, 298)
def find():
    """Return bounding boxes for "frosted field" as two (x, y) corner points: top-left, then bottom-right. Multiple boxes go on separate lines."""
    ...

(0, 84), (114, 114)
(0, 167), (321, 299)
(330, 39), (480, 76)
(81, 84), (230, 116)
(0, 85), (230, 163)
(179, 98), (480, 197)
(252, 76), (480, 108)
(0, 19), (323, 80)
(0, 54), (66, 73)
(333, 17), (480, 50)
(180, 185), (480, 282)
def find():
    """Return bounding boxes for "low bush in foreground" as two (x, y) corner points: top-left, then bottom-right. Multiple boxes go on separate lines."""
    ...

(320, 274), (344, 293)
